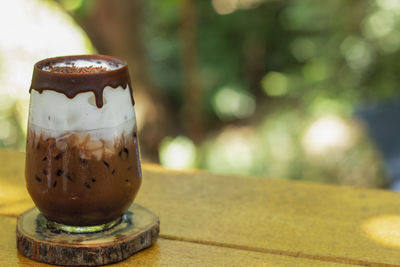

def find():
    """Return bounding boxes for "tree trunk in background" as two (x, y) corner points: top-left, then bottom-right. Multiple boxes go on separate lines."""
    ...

(244, 38), (266, 98)
(65, 0), (170, 162)
(181, 0), (203, 142)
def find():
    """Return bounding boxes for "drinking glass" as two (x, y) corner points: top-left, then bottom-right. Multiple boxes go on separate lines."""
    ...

(25, 55), (142, 233)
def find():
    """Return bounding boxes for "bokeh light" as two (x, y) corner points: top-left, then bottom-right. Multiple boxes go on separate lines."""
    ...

(340, 36), (372, 71)
(302, 59), (329, 83)
(302, 116), (353, 156)
(290, 38), (316, 62)
(362, 215), (400, 248)
(0, 0), (93, 149)
(261, 72), (289, 97)
(211, 0), (264, 15)
(0, 0), (392, 188)
(203, 127), (264, 175)
(363, 10), (395, 39)
(376, 0), (400, 10)
(159, 136), (197, 170)
(212, 86), (255, 121)
(212, 0), (237, 15)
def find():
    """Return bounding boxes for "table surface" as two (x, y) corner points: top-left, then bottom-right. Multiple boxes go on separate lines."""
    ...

(1, 150), (400, 266)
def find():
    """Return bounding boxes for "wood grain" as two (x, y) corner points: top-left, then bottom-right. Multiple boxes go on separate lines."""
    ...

(139, 165), (400, 266)
(16, 205), (159, 266)
(0, 217), (355, 266)
(1, 150), (399, 266)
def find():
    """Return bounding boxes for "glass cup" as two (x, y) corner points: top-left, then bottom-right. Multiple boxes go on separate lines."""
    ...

(25, 55), (142, 233)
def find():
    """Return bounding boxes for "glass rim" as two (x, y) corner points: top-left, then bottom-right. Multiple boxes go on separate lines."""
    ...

(34, 54), (128, 76)
(29, 54), (133, 108)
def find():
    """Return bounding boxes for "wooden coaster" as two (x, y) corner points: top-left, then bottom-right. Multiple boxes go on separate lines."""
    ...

(16, 203), (160, 266)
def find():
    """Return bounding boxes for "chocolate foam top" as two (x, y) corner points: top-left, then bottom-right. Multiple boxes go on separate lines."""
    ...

(30, 55), (134, 108)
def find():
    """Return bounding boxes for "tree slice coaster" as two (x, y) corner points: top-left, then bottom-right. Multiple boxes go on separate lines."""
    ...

(16, 203), (160, 266)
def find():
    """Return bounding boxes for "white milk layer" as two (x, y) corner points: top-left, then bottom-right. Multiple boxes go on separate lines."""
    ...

(29, 86), (135, 141)
(41, 59), (123, 71)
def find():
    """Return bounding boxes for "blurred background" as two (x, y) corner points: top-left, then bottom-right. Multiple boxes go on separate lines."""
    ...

(2, 0), (400, 189)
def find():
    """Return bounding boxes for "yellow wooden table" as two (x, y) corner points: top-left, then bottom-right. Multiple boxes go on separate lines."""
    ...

(1, 150), (400, 266)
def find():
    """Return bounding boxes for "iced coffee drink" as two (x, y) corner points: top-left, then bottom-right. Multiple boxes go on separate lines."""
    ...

(25, 55), (141, 232)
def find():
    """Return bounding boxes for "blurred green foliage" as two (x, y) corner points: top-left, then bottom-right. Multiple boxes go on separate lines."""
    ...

(146, 0), (396, 109)
(144, 0), (391, 187)
(2, 0), (397, 187)
(0, 0), (93, 150)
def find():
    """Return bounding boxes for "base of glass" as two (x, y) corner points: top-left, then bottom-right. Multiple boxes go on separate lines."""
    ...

(17, 204), (160, 265)
(38, 214), (122, 234)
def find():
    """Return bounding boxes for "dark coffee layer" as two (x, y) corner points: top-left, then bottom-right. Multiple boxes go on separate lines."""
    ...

(25, 129), (141, 226)
(30, 55), (134, 108)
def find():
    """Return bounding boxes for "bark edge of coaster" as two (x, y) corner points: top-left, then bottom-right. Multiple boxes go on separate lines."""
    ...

(16, 203), (159, 266)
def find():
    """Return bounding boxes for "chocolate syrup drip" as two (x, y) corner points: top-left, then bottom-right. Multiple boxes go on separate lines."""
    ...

(29, 55), (134, 108)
